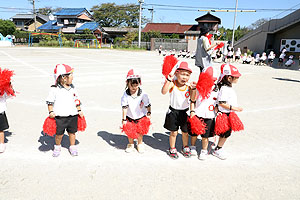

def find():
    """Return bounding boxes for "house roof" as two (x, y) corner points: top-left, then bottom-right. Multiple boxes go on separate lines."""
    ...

(142, 23), (194, 34)
(11, 14), (49, 22)
(102, 27), (138, 33)
(195, 13), (221, 24)
(54, 8), (89, 16)
(76, 22), (101, 31)
(37, 20), (60, 31)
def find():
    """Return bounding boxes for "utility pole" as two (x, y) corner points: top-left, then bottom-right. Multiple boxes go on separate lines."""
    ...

(148, 6), (154, 23)
(138, 0), (144, 48)
(231, 0), (238, 48)
(32, 0), (37, 32)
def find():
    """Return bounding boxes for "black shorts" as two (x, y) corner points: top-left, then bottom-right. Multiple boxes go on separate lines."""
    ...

(0, 112), (9, 131)
(227, 55), (233, 59)
(219, 129), (231, 138)
(235, 56), (240, 60)
(279, 58), (283, 63)
(164, 107), (188, 132)
(55, 115), (78, 135)
(188, 117), (215, 138)
(126, 116), (146, 123)
(268, 59), (274, 63)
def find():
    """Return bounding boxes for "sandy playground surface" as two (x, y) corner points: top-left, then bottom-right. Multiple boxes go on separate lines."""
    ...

(0, 47), (299, 200)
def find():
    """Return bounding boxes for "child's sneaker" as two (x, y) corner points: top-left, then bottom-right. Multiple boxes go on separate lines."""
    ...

(212, 148), (226, 160)
(52, 145), (61, 157)
(190, 146), (197, 156)
(125, 144), (135, 153)
(181, 146), (191, 158)
(0, 143), (6, 153)
(198, 149), (209, 160)
(168, 148), (179, 159)
(137, 143), (145, 154)
(69, 145), (78, 156)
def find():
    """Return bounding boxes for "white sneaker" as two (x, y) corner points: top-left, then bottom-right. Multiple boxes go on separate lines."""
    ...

(125, 144), (135, 153)
(137, 143), (145, 154)
(52, 145), (61, 157)
(190, 146), (197, 156)
(198, 149), (209, 160)
(212, 148), (227, 160)
(0, 143), (6, 153)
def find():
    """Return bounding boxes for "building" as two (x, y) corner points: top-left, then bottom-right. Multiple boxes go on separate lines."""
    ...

(234, 9), (300, 56)
(11, 13), (49, 31)
(102, 27), (138, 43)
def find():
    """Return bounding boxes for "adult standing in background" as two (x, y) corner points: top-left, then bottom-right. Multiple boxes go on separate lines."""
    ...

(195, 27), (219, 72)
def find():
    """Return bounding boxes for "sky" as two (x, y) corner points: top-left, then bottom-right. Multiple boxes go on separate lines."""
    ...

(1, 0), (300, 28)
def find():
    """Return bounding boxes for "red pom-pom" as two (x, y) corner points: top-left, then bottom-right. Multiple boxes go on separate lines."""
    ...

(77, 116), (87, 132)
(137, 117), (151, 135)
(214, 42), (224, 50)
(162, 55), (178, 78)
(121, 122), (138, 139)
(42, 117), (56, 136)
(0, 68), (15, 97)
(215, 113), (230, 135)
(229, 112), (244, 132)
(196, 68), (215, 100)
(207, 34), (213, 40)
(188, 116), (206, 135)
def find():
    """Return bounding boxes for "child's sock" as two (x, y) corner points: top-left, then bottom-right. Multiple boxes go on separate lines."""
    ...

(215, 146), (222, 151)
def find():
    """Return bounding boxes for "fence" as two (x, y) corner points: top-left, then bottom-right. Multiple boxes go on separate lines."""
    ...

(151, 38), (188, 51)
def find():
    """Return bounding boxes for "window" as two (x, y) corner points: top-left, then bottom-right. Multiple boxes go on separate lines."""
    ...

(15, 21), (24, 26)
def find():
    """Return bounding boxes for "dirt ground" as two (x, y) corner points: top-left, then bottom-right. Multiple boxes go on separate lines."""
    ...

(0, 47), (299, 200)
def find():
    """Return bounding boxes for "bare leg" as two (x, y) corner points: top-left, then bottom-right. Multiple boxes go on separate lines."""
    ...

(191, 136), (197, 146)
(217, 137), (227, 147)
(68, 133), (76, 146)
(202, 138), (209, 150)
(169, 131), (178, 148)
(55, 134), (64, 145)
(0, 131), (4, 143)
(182, 132), (189, 147)
(128, 137), (134, 144)
(137, 134), (143, 145)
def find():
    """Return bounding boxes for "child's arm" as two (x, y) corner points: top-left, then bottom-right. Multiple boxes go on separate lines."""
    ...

(122, 107), (128, 125)
(161, 73), (174, 95)
(218, 102), (243, 112)
(76, 105), (83, 117)
(189, 85), (197, 118)
(48, 104), (55, 118)
(146, 106), (151, 119)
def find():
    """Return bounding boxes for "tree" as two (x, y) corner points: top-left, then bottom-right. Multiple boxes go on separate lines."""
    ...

(91, 3), (148, 27)
(0, 20), (16, 36)
(248, 18), (269, 30)
(38, 7), (62, 15)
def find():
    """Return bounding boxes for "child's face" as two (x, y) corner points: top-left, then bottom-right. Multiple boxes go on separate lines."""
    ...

(175, 70), (191, 85)
(229, 76), (239, 84)
(128, 78), (140, 93)
(63, 73), (73, 85)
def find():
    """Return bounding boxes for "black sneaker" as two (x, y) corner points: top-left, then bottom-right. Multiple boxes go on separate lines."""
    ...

(168, 148), (179, 160)
(181, 146), (191, 158)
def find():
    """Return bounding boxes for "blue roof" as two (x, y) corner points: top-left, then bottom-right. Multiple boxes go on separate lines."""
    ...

(76, 22), (99, 31)
(54, 8), (87, 16)
(37, 20), (60, 30)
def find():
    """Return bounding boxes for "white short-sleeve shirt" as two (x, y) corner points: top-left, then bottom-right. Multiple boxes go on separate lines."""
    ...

(46, 84), (80, 117)
(121, 88), (151, 120)
(217, 86), (238, 113)
(195, 87), (218, 119)
(0, 93), (8, 113)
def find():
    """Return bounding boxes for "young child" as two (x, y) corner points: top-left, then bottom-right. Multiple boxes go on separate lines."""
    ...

(46, 64), (84, 157)
(260, 52), (267, 65)
(121, 69), (151, 153)
(242, 53), (247, 64)
(0, 68), (15, 153)
(189, 66), (219, 160)
(235, 48), (241, 63)
(254, 54), (260, 65)
(285, 55), (295, 67)
(278, 48), (286, 67)
(268, 51), (275, 66)
(162, 61), (194, 159)
(214, 64), (243, 160)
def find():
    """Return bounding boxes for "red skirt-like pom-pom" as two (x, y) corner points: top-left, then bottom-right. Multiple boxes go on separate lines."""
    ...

(196, 69), (215, 100)
(188, 116), (206, 135)
(229, 112), (244, 132)
(42, 117), (56, 136)
(77, 116), (87, 132)
(162, 55), (178, 78)
(214, 42), (224, 50)
(0, 68), (15, 97)
(214, 113), (230, 135)
(137, 117), (151, 135)
(121, 122), (138, 139)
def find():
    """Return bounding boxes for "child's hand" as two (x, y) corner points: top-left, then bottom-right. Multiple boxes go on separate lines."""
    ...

(167, 73), (174, 82)
(78, 111), (84, 118)
(49, 112), (56, 118)
(146, 114), (151, 120)
(236, 107), (243, 112)
(190, 81), (197, 89)
(122, 120), (127, 125)
(190, 112), (195, 118)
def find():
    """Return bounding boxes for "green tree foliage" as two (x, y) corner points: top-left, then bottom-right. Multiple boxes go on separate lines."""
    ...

(37, 7), (62, 15)
(91, 3), (148, 27)
(218, 26), (251, 42)
(248, 18), (269, 30)
(0, 20), (16, 36)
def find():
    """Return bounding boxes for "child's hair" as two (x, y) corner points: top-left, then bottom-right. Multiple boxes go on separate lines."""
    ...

(56, 73), (71, 86)
(125, 78), (141, 89)
(217, 75), (238, 89)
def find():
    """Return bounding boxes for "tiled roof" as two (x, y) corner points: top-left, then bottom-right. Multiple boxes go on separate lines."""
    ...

(37, 20), (60, 30)
(195, 13), (221, 23)
(11, 14), (49, 22)
(54, 8), (87, 16)
(142, 23), (194, 34)
(76, 22), (99, 31)
(102, 27), (138, 33)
